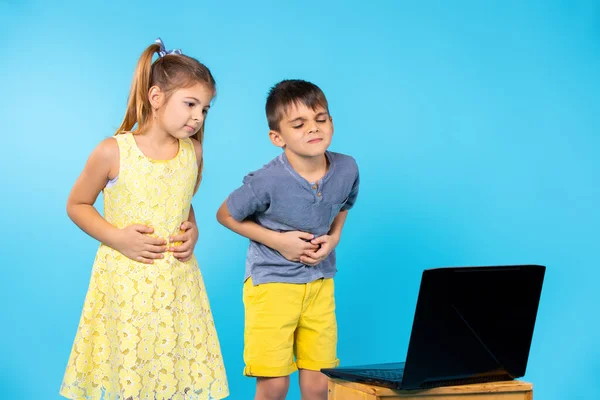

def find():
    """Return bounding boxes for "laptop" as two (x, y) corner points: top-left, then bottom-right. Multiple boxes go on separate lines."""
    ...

(321, 264), (545, 390)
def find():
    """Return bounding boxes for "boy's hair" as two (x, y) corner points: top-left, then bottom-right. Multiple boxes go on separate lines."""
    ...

(116, 39), (216, 191)
(266, 79), (329, 131)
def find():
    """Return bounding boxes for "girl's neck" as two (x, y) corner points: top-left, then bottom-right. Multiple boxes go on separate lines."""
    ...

(132, 121), (180, 161)
(139, 121), (178, 148)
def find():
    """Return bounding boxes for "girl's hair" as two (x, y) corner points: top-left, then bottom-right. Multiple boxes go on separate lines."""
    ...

(116, 39), (216, 192)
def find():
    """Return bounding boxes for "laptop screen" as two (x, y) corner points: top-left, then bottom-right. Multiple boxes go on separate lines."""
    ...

(401, 265), (545, 389)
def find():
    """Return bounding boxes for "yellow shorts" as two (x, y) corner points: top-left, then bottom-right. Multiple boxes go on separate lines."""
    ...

(243, 277), (339, 377)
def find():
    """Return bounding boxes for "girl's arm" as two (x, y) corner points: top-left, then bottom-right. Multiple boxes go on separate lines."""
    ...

(167, 137), (202, 261)
(67, 138), (167, 263)
(67, 138), (122, 247)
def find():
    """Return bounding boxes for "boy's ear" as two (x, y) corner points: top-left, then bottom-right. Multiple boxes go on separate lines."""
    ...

(329, 115), (334, 136)
(269, 130), (285, 148)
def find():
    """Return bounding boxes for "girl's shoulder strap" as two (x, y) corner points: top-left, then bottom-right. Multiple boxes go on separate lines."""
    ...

(114, 131), (132, 146)
(179, 137), (198, 164)
(114, 132), (138, 157)
(112, 132), (139, 171)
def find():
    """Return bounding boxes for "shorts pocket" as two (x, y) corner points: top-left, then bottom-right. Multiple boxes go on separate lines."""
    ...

(243, 278), (265, 306)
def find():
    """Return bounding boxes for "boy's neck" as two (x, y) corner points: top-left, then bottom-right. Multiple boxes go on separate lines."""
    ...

(284, 149), (329, 183)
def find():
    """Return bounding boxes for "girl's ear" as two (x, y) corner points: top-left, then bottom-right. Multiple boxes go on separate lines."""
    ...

(148, 86), (165, 110)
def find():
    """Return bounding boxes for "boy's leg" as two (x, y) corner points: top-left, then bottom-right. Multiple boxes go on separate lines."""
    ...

(243, 278), (304, 399)
(295, 278), (338, 400)
(298, 370), (329, 400)
(256, 376), (290, 400)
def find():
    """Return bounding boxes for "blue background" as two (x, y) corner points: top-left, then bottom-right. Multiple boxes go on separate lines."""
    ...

(2, 1), (599, 399)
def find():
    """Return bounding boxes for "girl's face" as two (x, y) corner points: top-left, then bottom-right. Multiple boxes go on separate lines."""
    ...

(156, 82), (214, 139)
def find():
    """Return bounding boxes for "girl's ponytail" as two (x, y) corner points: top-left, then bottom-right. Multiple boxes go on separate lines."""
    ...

(115, 43), (160, 135)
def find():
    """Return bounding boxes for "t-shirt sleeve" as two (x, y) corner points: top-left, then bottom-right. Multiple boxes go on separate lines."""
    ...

(226, 173), (269, 221)
(341, 168), (360, 212)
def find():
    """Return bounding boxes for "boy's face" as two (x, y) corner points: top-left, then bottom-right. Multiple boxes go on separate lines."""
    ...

(269, 102), (333, 159)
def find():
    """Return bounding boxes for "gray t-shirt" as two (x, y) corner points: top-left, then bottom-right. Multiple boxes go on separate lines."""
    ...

(226, 151), (360, 285)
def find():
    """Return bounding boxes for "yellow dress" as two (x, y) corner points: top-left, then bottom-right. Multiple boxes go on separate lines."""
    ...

(60, 132), (229, 400)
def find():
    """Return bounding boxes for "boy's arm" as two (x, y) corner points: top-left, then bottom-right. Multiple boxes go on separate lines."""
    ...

(301, 210), (349, 266)
(328, 210), (348, 243)
(302, 164), (359, 266)
(216, 201), (281, 248)
(217, 201), (318, 262)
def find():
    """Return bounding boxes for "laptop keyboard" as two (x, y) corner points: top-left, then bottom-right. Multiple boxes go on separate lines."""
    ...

(354, 368), (405, 381)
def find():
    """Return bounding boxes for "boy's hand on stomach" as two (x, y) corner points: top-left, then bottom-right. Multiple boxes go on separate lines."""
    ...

(275, 231), (319, 262)
(300, 235), (339, 266)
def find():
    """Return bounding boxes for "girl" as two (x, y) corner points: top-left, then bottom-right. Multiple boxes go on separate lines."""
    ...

(60, 38), (229, 400)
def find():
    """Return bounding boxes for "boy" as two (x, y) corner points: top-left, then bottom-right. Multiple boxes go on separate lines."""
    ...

(217, 79), (359, 400)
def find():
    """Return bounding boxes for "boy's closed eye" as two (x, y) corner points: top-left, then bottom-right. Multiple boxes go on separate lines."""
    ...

(292, 119), (327, 129)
